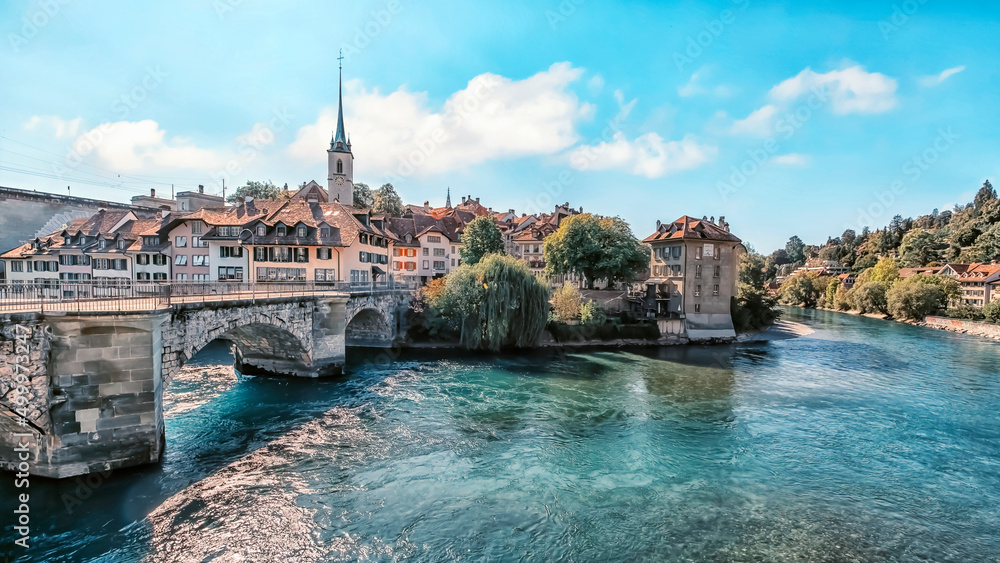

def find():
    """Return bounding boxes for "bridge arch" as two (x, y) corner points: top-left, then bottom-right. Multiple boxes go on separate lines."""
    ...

(345, 307), (394, 347)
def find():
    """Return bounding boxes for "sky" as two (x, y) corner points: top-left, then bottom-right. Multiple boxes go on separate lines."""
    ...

(1, 0), (998, 251)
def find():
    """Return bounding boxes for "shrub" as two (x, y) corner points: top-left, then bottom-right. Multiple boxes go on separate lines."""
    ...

(551, 283), (582, 322)
(580, 300), (606, 326)
(853, 281), (890, 315)
(947, 304), (984, 321)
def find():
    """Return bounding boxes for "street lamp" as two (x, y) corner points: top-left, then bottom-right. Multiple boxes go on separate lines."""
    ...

(239, 228), (255, 304)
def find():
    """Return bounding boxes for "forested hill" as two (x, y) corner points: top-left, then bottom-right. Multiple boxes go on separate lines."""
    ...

(767, 180), (1000, 278)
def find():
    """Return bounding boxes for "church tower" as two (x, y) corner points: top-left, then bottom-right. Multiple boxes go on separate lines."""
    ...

(328, 51), (354, 205)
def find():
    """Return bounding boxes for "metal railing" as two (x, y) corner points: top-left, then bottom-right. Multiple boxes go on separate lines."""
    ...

(0, 279), (415, 314)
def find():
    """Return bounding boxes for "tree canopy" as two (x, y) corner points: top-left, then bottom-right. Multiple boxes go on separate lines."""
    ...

(543, 214), (647, 289)
(426, 254), (550, 351)
(226, 180), (282, 203)
(459, 216), (505, 266)
(372, 183), (404, 216)
(353, 182), (373, 209)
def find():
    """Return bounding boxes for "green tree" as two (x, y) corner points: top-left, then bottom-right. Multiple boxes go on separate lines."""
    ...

(869, 257), (900, 284)
(825, 279), (840, 308)
(834, 283), (852, 311)
(852, 253), (878, 272)
(543, 214), (646, 289)
(227, 180), (281, 203)
(785, 235), (805, 263)
(372, 183), (404, 216)
(887, 276), (946, 320)
(459, 216), (505, 266)
(974, 179), (996, 212)
(353, 182), (373, 209)
(732, 252), (781, 332)
(972, 222), (1000, 263)
(432, 254), (550, 350)
(898, 228), (942, 267)
(550, 283), (582, 322)
(853, 281), (890, 315)
(777, 273), (822, 308)
(983, 300), (1000, 324)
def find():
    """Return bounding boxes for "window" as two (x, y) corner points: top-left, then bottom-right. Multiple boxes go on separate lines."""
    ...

(433, 248), (445, 257)
(695, 265), (702, 278)
(337, 159), (343, 174)
(427, 235), (441, 243)
(713, 265), (720, 278)
(451, 258), (456, 267)
(192, 236), (207, 248)
(10, 261), (23, 272)
(176, 274), (188, 281)
(175, 236), (187, 248)
(320, 227), (330, 237)
(218, 266), (244, 281)
(451, 246), (456, 253)
(153, 273), (167, 281)
(257, 225), (266, 237)
(64, 236), (71, 246)
(175, 255), (188, 266)
(297, 226), (307, 237)
(294, 248), (309, 263)
(193, 274), (210, 281)
(695, 246), (702, 259)
(271, 247), (292, 262)
(117, 240), (126, 249)
(220, 246), (243, 258)
(422, 260), (430, 270)
(422, 248), (429, 256)
(314, 268), (336, 282)
(99, 239), (106, 249)
(136, 254), (149, 265)
(714, 247), (720, 260)
(152, 254), (167, 266)
(695, 285), (701, 297)
(135, 272), (150, 281)
(193, 255), (208, 266)
(713, 284), (720, 296)
(254, 247), (268, 261)
(433, 261), (446, 270)
(256, 267), (306, 282)
(393, 261), (401, 271)
(277, 226), (286, 237)
(672, 264), (682, 276)
(317, 248), (332, 260)
(408, 248), (417, 257)
(695, 304), (701, 313)
(192, 222), (203, 234)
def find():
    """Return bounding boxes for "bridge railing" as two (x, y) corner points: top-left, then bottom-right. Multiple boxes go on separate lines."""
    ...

(0, 279), (415, 313)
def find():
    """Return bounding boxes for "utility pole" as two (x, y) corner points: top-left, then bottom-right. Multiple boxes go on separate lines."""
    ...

(222, 179), (226, 201)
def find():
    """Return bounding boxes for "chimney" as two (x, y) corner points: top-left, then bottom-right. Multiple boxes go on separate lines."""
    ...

(198, 184), (204, 194)
(509, 209), (515, 214)
(476, 197), (480, 203)
(462, 196), (467, 203)
(151, 188), (156, 198)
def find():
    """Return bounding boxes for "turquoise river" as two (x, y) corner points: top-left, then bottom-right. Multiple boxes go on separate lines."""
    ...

(2, 307), (1000, 562)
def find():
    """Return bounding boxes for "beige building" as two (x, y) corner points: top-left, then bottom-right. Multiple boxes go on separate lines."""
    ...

(642, 215), (744, 340)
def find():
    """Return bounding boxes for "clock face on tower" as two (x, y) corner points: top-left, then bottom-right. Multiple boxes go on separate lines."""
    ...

(335, 177), (345, 185)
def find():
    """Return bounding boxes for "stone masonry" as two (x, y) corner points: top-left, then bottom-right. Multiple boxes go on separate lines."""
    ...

(0, 291), (408, 478)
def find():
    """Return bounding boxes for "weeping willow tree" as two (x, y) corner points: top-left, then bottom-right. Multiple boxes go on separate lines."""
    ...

(432, 254), (549, 351)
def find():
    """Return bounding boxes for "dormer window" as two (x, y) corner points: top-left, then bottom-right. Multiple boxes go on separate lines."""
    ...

(277, 225), (286, 237)
(117, 240), (126, 249)
(320, 227), (330, 237)
(297, 226), (307, 237)
(99, 239), (106, 249)
(257, 225), (266, 237)
(64, 237), (70, 245)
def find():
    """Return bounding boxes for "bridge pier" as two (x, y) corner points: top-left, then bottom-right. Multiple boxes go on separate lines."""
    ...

(1, 291), (408, 478)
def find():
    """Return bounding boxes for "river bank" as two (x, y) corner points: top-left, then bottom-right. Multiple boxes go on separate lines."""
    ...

(808, 306), (1000, 342)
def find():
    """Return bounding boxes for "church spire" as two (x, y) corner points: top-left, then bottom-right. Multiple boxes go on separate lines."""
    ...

(446, 186), (451, 207)
(331, 49), (349, 152)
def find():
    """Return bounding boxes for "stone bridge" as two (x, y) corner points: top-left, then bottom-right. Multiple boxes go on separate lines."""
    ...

(0, 290), (411, 478)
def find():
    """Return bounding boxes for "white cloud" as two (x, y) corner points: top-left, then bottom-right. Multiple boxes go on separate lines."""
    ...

(566, 132), (715, 179)
(731, 104), (779, 136)
(678, 67), (733, 98)
(286, 62), (591, 177)
(773, 153), (810, 166)
(24, 115), (82, 139)
(919, 65), (966, 87)
(71, 120), (223, 171)
(769, 65), (898, 115)
(613, 89), (638, 122)
(587, 73), (605, 94)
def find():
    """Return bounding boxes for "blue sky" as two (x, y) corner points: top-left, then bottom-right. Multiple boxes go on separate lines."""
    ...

(1, 0), (998, 251)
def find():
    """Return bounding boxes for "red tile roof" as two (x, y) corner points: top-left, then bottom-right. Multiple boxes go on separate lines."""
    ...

(642, 216), (741, 243)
